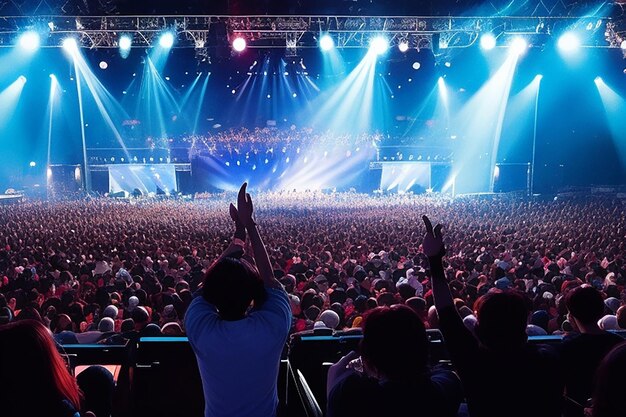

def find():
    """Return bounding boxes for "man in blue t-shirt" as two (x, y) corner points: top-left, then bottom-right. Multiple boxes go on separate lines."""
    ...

(185, 183), (291, 417)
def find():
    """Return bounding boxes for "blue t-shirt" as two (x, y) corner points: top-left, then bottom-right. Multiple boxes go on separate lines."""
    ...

(185, 287), (291, 417)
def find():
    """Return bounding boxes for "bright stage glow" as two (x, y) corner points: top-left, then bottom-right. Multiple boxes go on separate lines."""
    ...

(62, 37), (78, 53)
(535, 74), (543, 82)
(370, 36), (389, 55)
(558, 32), (580, 52)
(159, 32), (175, 48)
(99, 61), (108, 70)
(319, 34), (335, 51)
(18, 75), (27, 84)
(480, 33), (496, 50)
(398, 41), (409, 53)
(621, 40), (626, 50)
(412, 62), (421, 70)
(119, 35), (132, 51)
(18, 31), (40, 51)
(594, 76), (603, 84)
(29, 161), (36, 167)
(232, 36), (247, 52)
(510, 37), (528, 55)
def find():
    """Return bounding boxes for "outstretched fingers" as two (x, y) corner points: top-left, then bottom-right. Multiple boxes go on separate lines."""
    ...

(422, 215), (434, 235)
(229, 203), (239, 222)
(237, 182), (248, 208)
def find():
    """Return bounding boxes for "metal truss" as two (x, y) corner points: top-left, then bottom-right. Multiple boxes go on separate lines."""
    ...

(0, 14), (619, 50)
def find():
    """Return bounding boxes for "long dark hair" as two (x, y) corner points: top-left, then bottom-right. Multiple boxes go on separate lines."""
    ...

(0, 320), (82, 415)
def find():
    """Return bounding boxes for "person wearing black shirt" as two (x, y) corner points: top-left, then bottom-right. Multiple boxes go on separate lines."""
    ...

(560, 285), (623, 417)
(326, 305), (462, 417)
(423, 216), (563, 417)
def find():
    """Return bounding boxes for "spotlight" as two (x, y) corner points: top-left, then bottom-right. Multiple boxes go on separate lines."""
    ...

(62, 37), (78, 53)
(18, 75), (27, 84)
(319, 34), (334, 51)
(480, 33), (496, 50)
(99, 61), (108, 70)
(621, 40), (626, 50)
(119, 35), (132, 52)
(510, 37), (528, 55)
(232, 36), (247, 52)
(412, 62), (421, 70)
(370, 36), (389, 55)
(159, 32), (175, 48)
(558, 32), (580, 52)
(398, 41), (409, 53)
(19, 31), (40, 51)
(594, 76), (602, 84)
(29, 161), (36, 167)
(535, 74), (543, 82)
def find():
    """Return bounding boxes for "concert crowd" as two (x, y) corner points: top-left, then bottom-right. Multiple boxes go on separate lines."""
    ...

(1, 192), (626, 417)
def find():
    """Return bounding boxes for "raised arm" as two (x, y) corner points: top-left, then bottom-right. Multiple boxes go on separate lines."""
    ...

(236, 183), (283, 290)
(422, 215), (454, 312)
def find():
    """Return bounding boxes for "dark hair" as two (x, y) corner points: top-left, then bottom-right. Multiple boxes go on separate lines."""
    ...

(592, 341), (626, 417)
(565, 286), (605, 325)
(360, 305), (428, 380)
(474, 290), (528, 350)
(0, 320), (82, 414)
(202, 257), (266, 321)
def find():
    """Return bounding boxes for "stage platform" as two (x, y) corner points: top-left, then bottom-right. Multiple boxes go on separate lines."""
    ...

(0, 194), (23, 205)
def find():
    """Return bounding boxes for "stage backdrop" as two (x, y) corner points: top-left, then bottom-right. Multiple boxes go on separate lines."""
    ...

(380, 162), (431, 193)
(108, 164), (177, 195)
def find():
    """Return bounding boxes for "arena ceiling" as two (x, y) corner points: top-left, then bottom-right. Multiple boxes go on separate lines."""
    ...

(0, 0), (622, 17)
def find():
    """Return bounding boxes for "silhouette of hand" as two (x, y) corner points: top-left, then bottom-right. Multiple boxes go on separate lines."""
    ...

(237, 183), (255, 227)
(422, 215), (445, 258)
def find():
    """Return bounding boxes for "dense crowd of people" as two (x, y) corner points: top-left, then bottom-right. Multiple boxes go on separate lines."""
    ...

(1, 191), (626, 416)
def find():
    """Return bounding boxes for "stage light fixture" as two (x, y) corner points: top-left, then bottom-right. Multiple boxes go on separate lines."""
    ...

(19, 31), (40, 51)
(119, 35), (132, 51)
(510, 37), (528, 55)
(232, 36), (247, 52)
(412, 62), (421, 70)
(594, 76), (602, 84)
(29, 161), (36, 167)
(319, 34), (334, 51)
(62, 37), (78, 53)
(18, 75), (27, 84)
(480, 33), (496, 50)
(558, 32), (580, 52)
(159, 32), (175, 48)
(370, 36), (389, 55)
(398, 41), (409, 53)
(99, 61), (108, 70)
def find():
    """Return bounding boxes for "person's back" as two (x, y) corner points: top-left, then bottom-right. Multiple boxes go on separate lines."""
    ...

(185, 276), (290, 416)
(422, 216), (563, 417)
(185, 184), (291, 417)
(560, 286), (623, 417)
(437, 291), (563, 417)
(327, 305), (462, 417)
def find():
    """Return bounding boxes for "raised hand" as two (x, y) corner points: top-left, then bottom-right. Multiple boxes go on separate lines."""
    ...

(422, 215), (445, 258)
(237, 183), (255, 228)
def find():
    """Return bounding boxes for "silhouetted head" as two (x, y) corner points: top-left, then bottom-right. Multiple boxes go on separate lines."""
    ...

(565, 285), (605, 329)
(474, 290), (529, 350)
(203, 257), (266, 321)
(361, 305), (428, 380)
